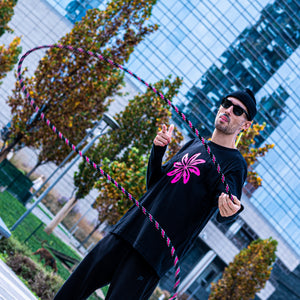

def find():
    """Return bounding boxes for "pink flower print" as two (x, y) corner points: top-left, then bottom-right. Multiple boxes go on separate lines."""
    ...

(167, 153), (206, 184)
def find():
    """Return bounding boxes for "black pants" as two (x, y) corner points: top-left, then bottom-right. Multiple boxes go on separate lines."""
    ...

(54, 233), (160, 300)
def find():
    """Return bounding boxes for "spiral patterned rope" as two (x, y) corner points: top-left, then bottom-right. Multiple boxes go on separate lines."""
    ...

(17, 44), (233, 298)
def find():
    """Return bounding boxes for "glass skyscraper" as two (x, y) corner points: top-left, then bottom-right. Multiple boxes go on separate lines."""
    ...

(45, 0), (104, 23)
(1, 0), (300, 299)
(121, 0), (300, 298)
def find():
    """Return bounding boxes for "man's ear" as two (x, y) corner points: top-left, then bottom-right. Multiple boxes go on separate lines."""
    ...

(242, 120), (252, 131)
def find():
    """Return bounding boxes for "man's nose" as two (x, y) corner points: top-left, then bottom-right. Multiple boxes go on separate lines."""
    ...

(224, 105), (233, 115)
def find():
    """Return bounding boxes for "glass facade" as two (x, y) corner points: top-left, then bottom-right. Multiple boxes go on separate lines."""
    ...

(160, 238), (210, 291)
(123, 0), (300, 297)
(184, 256), (226, 300)
(45, 0), (103, 23)
(127, 0), (300, 249)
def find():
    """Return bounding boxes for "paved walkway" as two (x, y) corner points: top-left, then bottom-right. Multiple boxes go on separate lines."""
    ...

(0, 259), (37, 300)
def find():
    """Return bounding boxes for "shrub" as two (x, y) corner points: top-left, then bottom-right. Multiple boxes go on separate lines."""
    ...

(6, 252), (63, 299)
(1, 237), (64, 299)
(6, 254), (38, 282)
(31, 270), (64, 300)
(0, 235), (32, 257)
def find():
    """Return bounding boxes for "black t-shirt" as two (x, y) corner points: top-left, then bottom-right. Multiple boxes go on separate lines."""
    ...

(111, 138), (247, 277)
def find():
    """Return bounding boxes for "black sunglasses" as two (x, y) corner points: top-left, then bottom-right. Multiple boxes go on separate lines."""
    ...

(221, 98), (250, 120)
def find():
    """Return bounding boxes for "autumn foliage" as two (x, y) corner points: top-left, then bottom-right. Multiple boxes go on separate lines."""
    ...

(74, 76), (183, 225)
(74, 76), (183, 200)
(6, 0), (159, 168)
(209, 238), (277, 300)
(0, 0), (17, 35)
(94, 148), (148, 224)
(0, 0), (21, 84)
(237, 123), (274, 188)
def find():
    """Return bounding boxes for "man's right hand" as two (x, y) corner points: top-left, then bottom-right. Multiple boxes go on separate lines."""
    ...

(153, 124), (174, 147)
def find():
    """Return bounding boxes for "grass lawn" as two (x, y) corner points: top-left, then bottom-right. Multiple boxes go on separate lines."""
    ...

(0, 191), (106, 299)
(0, 190), (81, 279)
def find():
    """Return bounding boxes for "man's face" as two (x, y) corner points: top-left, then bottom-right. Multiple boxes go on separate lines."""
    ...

(214, 97), (249, 135)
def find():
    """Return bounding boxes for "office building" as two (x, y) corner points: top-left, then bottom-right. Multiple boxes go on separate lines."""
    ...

(125, 1), (300, 298)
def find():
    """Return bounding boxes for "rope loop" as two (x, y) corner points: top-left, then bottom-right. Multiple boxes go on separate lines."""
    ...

(17, 44), (233, 298)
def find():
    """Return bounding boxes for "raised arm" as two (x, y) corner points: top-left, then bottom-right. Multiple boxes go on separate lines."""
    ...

(153, 124), (174, 147)
(146, 124), (174, 190)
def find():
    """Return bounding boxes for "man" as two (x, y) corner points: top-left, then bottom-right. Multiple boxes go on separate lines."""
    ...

(54, 89), (256, 300)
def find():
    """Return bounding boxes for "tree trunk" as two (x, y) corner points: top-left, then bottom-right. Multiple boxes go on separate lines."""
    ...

(0, 132), (23, 163)
(44, 197), (78, 234)
(26, 160), (42, 178)
(77, 221), (101, 249)
(0, 104), (49, 163)
(0, 148), (9, 164)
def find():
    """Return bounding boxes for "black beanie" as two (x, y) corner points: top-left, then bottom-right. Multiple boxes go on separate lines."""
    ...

(225, 88), (257, 120)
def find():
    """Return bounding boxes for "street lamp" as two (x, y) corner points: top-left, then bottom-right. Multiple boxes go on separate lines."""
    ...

(11, 113), (120, 231)
(101, 113), (120, 131)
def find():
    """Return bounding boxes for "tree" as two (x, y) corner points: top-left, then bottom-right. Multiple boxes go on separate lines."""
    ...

(0, 0), (21, 87)
(83, 78), (183, 237)
(4, 0), (159, 169)
(44, 75), (183, 234)
(0, 0), (17, 36)
(237, 122), (274, 189)
(209, 238), (277, 300)
(73, 75), (183, 201)
(77, 148), (148, 247)
(0, 37), (21, 84)
(94, 148), (149, 227)
(42, 0), (161, 234)
(0, 0), (21, 161)
(0, 0), (21, 92)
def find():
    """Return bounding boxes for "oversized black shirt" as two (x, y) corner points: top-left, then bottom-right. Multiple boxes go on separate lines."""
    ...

(111, 138), (247, 277)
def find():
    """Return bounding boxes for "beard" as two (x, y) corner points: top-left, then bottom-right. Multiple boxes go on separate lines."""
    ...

(214, 114), (237, 135)
(215, 122), (236, 134)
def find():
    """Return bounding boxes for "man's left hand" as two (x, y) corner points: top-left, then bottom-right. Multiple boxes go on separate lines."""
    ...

(218, 192), (241, 217)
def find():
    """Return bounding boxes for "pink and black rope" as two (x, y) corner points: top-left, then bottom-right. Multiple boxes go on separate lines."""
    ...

(17, 44), (232, 298)
(17, 44), (180, 299)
